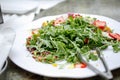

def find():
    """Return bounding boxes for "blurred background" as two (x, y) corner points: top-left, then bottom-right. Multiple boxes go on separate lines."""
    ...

(0, 0), (120, 22)
(0, 0), (120, 80)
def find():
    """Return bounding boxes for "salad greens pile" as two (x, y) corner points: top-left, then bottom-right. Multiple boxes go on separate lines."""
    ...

(26, 13), (120, 64)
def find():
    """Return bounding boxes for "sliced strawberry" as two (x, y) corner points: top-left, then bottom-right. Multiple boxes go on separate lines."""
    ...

(68, 13), (80, 18)
(75, 62), (87, 68)
(115, 33), (120, 40)
(53, 16), (65, 26)
(93, 20), (106, 30)
(116, 33), (120, 36)
(109, 33), (116, 39)
(98, 26), (105, 30)
(109, 33), (120, 40)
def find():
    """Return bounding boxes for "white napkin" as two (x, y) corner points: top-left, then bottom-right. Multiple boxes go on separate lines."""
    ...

(2, 14), (34, 31)
(0, 27), (15, 72)
(0, 0), (39, 14)
(0, 14), (33, 72)
(0, 0), (65, 14)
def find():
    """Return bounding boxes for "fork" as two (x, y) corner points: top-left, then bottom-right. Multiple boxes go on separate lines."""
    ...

(77, 48), (113, 80)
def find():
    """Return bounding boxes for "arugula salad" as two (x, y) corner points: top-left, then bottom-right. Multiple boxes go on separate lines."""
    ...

(26, 13), (120, 68)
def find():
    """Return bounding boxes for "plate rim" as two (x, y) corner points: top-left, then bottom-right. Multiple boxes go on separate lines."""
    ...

(9, 13), (120, 79)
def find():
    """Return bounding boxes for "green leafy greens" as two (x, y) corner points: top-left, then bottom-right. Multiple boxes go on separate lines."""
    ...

(26, 14), (120, 64)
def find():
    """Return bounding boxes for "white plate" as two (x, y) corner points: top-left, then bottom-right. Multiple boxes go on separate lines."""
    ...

(9, 14), (120, 78)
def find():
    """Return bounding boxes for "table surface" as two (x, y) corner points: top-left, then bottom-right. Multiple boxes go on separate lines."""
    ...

(1, 0), (120, 80)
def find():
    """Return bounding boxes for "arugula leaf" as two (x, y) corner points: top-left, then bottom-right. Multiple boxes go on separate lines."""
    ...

(26, 14), (120, 64)
(89, 52), (98, 61)
(112, 41), (120, 53)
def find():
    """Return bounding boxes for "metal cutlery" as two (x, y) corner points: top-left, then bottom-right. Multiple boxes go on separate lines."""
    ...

(77, 47), (113, 80)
